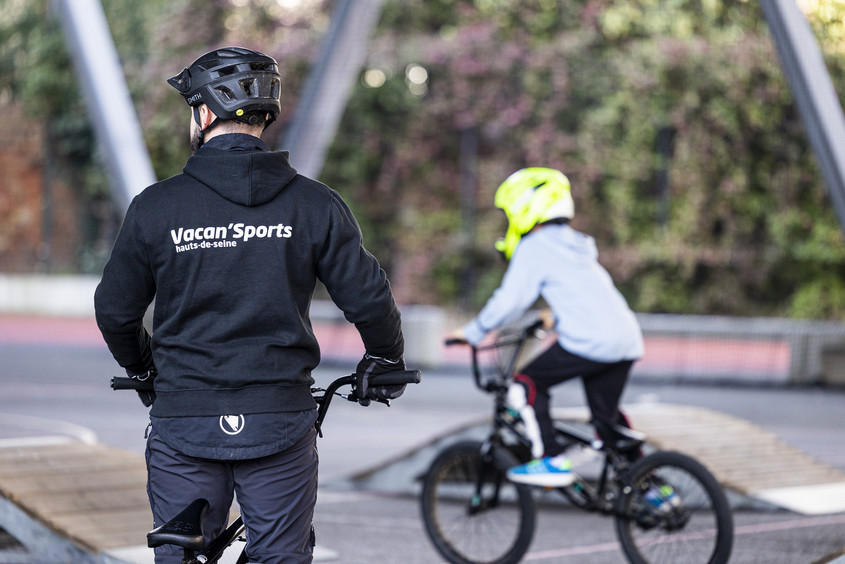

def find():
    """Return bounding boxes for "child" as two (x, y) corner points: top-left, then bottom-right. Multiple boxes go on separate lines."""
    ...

(448, 167), (643, 486)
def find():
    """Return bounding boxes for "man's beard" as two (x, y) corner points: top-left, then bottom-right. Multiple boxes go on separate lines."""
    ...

(190, 126), (203, 155)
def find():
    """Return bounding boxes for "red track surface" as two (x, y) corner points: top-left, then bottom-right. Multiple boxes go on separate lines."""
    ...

(0, 315), (791, 377)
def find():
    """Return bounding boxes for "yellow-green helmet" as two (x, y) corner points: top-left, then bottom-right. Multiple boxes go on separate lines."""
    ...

(494, 167), (574, 259)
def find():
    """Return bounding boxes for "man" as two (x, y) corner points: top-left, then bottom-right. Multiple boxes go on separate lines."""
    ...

(95, 47), (405, 563)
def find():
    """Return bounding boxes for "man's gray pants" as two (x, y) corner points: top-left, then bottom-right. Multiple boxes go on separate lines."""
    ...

(145, 426), (318, 563)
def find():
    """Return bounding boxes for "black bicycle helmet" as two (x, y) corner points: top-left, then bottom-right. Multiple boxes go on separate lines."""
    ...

(168, 46), (282, 128)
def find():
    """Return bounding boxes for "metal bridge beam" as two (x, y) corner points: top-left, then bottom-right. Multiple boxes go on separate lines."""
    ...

(278, 0), (385, 179)
(761, 0), (845, 232)
(52, 0), (157, 214)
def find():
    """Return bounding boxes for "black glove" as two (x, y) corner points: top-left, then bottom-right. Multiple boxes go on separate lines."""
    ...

(355, 354), (406, 406)
(126, 367), (157, 407)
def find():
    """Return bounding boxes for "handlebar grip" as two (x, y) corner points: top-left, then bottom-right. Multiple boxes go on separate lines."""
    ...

(444, 338), (468, 346)
(367, 369), (422, 386)
(111, 376), (155, 391)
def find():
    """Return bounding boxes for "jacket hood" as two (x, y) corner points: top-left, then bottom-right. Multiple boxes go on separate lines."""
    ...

(182, 134), (297, 206)
(529, 223), (597, 262)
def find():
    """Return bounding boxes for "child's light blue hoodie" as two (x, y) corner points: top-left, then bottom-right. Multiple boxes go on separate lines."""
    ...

(463, 224), (643, 363)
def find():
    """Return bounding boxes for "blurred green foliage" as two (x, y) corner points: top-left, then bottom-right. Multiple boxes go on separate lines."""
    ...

(0, 0), (323, 272)
(2, 0), (845, 319)
(322, 0), (845, 318)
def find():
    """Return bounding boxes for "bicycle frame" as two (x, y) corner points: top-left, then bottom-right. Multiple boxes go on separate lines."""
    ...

(112, 369), (421, 564)
(187, 375), (356, 564)
(463, 321), (638, 517)
(428, 322), (733, 564)
(479, 386), (632, 517)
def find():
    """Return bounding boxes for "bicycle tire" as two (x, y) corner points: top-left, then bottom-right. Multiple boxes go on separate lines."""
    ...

(420, 440), (536, 564)
(614, 450), (733, 564)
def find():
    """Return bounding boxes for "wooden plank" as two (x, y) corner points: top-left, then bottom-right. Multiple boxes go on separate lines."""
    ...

(618, 403), (845, 503)
(0, 467), (147, 496)
(51, 508), (153, 550)
(702, 463), (839, 483)
(0, 443), (150, 553)
(0, 443), (138, 466)
(0, 443), (88, 460)
(56, 508), (153, 536)
(0, 453), (146, 475)
(17, 485), (149, 515)
(30, 507), (152, 551)
(0, 442), (244, 553)
(0, 453), (141, 477)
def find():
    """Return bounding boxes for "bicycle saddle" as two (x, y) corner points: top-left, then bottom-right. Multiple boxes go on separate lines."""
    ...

(593, 420), (646, 453)
(147, 498), (210, 551)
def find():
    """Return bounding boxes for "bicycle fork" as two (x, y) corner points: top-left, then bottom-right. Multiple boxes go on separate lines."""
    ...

(469, 440), (503, 515)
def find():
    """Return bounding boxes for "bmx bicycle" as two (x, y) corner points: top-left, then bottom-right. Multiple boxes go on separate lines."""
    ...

(420, 319), (733, 564)
(112, 368), (421, 564)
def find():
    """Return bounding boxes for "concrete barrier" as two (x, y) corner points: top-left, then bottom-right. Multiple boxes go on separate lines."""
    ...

(308, 299), (447, 368)
(3, 274), (845, 383)
(0, 274), (448, 368)
(634, 313), (845, 386)
(0, 274), (99, 317)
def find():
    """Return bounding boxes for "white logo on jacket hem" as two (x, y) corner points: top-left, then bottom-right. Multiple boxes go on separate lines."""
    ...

(220, 414), (245, 435)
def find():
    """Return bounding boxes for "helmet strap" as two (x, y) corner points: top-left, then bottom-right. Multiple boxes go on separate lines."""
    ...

(540, 218), (570, 226)
(192, 106), (221, 150)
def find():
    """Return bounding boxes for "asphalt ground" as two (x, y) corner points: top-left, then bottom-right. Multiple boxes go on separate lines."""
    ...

(1, 318), (844, 563)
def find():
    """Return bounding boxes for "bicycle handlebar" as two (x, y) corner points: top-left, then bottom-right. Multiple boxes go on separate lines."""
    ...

(111, 370), (422, 437)
(112, 369), (422, 436)
(111, 376), (155, 391)
(443, 318), (546, 391)
(111, 369), (421, 392)
(442, 318), (545, 350)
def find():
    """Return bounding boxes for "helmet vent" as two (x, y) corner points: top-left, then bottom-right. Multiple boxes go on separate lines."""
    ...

(196, 60), (218, 72)
(216, 65), (237, 77)
(214, 85), (236, 101)
(239, 78), (256, 97)
(250, 62), (276, 72)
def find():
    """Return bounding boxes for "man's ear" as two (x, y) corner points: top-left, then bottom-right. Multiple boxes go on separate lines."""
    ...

(198, 104), (217, 129)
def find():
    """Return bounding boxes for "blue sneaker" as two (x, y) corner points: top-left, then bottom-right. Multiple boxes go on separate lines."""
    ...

(644, 482), (681, 513)
(506, 455), (575, 487)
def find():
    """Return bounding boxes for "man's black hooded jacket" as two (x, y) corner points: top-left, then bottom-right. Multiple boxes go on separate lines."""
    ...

(95, 134), (403, 418)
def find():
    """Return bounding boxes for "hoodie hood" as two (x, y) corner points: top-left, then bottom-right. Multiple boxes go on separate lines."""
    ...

(524, 223), (597, 263)
(182, 134), (297, 206)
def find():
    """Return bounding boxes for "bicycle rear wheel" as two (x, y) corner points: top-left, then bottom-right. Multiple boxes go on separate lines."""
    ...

(421, 440), (535, 564)
(615, 450), (733, 564)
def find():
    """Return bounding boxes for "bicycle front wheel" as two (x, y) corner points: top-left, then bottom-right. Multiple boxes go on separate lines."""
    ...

(615, 450), (733, 564)
(420, 440), (535, 564)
